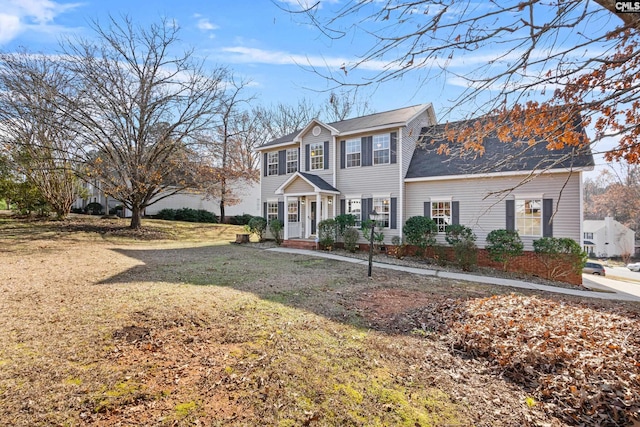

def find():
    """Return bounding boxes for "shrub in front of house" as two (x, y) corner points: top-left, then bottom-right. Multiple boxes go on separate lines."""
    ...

(343, 227), (360, 253)
(269, 219), (284, 246)
(486, 229), (524, 271)
(445, 224), (478, 271)
(318, 219), (338, 250)
(403, 216), (438, 257)
(533, 237), (587, 280)
(248, 216), (267, 242)
(334, 214), (357, 240)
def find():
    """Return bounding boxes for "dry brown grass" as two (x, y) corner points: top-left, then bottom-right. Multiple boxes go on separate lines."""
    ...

(1, 214), (639, 426)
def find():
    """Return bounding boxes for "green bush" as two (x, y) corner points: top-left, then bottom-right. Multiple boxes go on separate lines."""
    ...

(343, 227), (360, 253)
(109, 205), (124, 216)
(229, 214), (254, 226)
(318, 219), (337, 250)
(86, 202), (103, 215)
(486, 229), (524, 271)
(445, 224), (478, 271)
(334, 214), (357, 239)
(403, 216), (438, 256)
(248, 217), (267, 242)
(533, 237), (587, 280)
(269, 219), (284, 246)
(157, 208), (218, 223)
(157, 208), (176, 220)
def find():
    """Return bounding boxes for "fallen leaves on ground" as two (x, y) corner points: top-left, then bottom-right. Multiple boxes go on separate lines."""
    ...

(401, 294), (640, 426)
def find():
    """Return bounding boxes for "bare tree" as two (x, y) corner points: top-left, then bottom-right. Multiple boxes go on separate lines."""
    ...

(590, 163), (640, 232)
(323, 88), (373, 122)
(58, 16), (228, 229)
(0, 52), (81, 219)
(204, 76), (256, 222)
(283, 1), (640, 162)
(255, 98), (322, 140)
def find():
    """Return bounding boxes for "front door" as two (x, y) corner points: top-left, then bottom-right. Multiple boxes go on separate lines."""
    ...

(311, 201), (317, 235)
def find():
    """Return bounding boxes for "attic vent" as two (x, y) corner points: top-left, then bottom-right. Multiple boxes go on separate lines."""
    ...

(312, 125), (321, 136)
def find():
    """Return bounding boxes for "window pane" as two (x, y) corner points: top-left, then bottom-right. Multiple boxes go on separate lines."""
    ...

(373, 197), (390, 228)
(373, 134), (390, 165)
(287, 201), (298, 222)
(286, 149), (297, 174)
(431, 201), (451, 232)
(515, 199), (541, 236)
(310, 143), (323, 170)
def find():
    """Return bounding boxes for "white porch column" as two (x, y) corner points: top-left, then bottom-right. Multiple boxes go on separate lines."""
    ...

(316, 193), (322, 231)
(283, 195), (289, 240)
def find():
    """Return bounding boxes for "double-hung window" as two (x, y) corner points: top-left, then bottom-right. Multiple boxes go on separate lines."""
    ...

(432, 201), (451, 232)
(310, 142), (324, 170)
(346, 198), (361, 226)
(373, 197), (390, 228)
(286, 148), (298, 174)
(346, 139), (361, 168)
(267, 152), (278, 176)
(584, 232), (593, 240)
(373, 134), (390, 165)
(516, 199), (542, 236)
(267, 202), (278, 223)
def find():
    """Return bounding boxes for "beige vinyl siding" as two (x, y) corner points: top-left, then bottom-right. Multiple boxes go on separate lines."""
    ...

(302, 127), (333, 178)
(285, 178), (314, 193)
(335, 130), (400, 195)
(405, 172), (582, 250)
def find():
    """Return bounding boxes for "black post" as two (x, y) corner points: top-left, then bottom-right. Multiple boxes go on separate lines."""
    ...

(368, 219), (375, 277)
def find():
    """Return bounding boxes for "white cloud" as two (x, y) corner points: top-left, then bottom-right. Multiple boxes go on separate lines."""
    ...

(219, 46), (391, 72)
(0, 0), (82, 45)
(196, 17), (218, 32)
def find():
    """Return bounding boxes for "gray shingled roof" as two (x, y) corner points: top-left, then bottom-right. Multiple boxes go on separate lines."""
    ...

(298, 172), (339, 192)
(406, 120), (595, 179)
(261, 104), (430, 148)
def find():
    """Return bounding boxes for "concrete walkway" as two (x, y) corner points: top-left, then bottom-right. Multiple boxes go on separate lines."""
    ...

(267, 247), (640, 302)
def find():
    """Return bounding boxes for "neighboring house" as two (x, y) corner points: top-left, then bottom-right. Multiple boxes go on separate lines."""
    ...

(583, 217), (635, 258)
(257, 104), (594, 250)
(73, 179), (260, 219)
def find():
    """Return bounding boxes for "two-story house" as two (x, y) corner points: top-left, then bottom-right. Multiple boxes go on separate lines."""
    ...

(257, 103), (595, 250)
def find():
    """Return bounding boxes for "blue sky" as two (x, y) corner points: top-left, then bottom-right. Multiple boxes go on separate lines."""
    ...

(0, 0), (424, 113)
(0, 0), (623, 175)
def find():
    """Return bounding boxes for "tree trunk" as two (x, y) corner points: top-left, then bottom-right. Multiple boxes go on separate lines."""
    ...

(219, 178), (226, 223)
(219, 200), (225, 224)
(130, 205), (142, 229)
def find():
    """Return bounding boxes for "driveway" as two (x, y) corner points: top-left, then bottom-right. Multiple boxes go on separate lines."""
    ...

(582, 267), (640, 300)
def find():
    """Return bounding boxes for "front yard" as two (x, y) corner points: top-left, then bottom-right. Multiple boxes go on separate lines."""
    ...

(0, 215), (638, 426)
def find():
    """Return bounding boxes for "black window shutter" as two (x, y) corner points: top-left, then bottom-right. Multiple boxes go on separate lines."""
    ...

(305, 144), (310, 171)
(390, 197), (397, 229)
(297, 147), (300, 171)
(340, 140), (346, 169)
(263, 202), (267, 219)
(506, 200), (515, 231)
(390, 132), (397, 164)
(362, 136), (372, 167)
(543, 199), (553, 237)
(423, 202), (431, 218)
(263, 153), (267, 176)
(452, 201), (459, 225)
(362, 198), (373, 224)
(278, 201), (284, 223)
(297, 201), (301, 222)
(340, 199), (346, 215)
(278, 150), (286, 175)
(323, 141), (329, 170)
